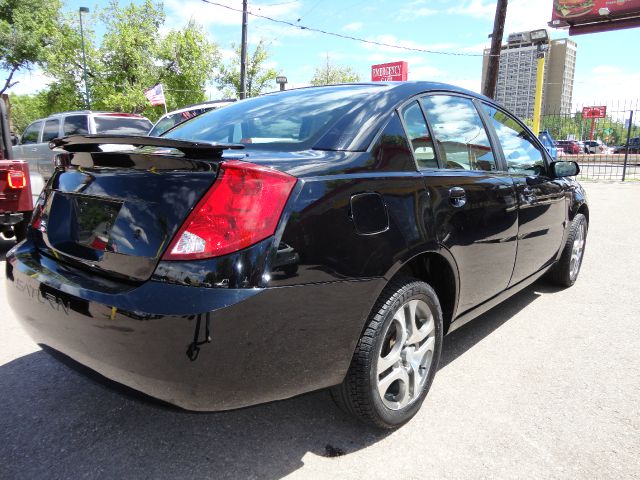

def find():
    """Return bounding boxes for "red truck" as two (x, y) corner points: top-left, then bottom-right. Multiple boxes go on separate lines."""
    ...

(1, 98), (33, 242)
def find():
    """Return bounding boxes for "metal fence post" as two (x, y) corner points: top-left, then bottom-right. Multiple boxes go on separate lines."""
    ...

(622, 110), (633, 182)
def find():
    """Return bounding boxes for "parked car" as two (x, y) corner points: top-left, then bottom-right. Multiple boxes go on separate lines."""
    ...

(583, 139), (606, 154)
(0, 99), (39, 242)
(556, 139), (582, 155)
(5, 83), (589, 429)
(614, 137), (640, 154)
(13, 111), (152, 182)
(148, 100), (235, 137)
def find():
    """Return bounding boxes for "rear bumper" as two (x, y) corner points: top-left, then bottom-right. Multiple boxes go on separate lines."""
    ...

(5, 243), (379, 410)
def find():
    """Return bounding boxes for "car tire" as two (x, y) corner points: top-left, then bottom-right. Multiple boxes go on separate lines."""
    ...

(331, 276), (443, 429)
(548, 213), (587, 287)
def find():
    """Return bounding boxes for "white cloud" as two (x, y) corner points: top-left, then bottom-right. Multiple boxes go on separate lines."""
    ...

(590, 65), (623, 76)
(342, 22), (363, 32)
(3, 69), (53, 95)
(446, 0), (495, 20)
(397, 6), (438, 20)
(409, 65), (444, 80)
(163, 0), (301, 30)
(164, 0), (241, 28)
(362, 34), (456, 55)
(504, 0), (556, 34)
(573, 66), (640, 108)
(459, 41), (491, 54)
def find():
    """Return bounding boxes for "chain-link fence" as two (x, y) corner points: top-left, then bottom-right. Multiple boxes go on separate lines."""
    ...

(538, 100), (640, 181)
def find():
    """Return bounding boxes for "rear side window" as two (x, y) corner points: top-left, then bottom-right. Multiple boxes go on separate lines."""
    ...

(93, 116), (152, 135)
(63, 115), (89, 135)
(42, 119), (60, 142)
(401, 101), (437, 169)
(482, 104), (546, 176)
(21, 121), (42, 144)
(421, 95), (496, 172)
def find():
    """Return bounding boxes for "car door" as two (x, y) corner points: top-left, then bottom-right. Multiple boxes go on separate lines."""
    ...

(401, 94), (518, 313)
(38, 117), (62, 180)
(480, 103), (567, 286)
(13, 120), (43, 169)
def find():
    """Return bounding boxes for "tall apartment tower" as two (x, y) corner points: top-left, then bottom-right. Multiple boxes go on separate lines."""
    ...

(481, 31), (577, 118)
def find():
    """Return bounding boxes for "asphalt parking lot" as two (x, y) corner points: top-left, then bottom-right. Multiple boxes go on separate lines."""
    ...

(1, 182), (639, 480)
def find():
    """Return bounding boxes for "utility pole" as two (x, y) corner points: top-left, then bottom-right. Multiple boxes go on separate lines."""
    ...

(239, 0), (248, 100)
(482, 0), (508, 99)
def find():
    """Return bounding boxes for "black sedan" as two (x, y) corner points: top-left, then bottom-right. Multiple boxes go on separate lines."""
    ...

(5, 82), (588, 429)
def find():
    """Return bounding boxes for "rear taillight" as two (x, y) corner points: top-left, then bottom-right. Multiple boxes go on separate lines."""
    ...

(7, 170), (26, 189)
(163, 160), (296, 260)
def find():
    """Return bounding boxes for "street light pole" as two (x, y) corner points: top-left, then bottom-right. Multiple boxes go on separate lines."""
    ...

(79, 7), (90, 110)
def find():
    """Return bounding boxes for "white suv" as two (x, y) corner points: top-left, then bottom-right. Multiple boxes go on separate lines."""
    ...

(14, 111), (152, 182)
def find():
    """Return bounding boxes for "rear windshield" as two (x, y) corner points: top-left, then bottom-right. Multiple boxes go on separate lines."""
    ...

(149, 108), (214, 137)
(93, 116), (152, 135)
(164, 86), (383, 151)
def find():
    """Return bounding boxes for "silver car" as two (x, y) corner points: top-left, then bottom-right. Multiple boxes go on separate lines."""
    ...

(13, 111), (152, 181)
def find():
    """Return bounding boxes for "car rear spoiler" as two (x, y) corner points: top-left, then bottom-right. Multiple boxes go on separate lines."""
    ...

(50, 135), (245, 158)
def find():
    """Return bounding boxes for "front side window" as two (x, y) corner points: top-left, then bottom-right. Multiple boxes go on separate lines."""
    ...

(42, 119), (60, 142)
(21, 121), (42, 144)
(482, 104), (546, 176)
(400, 101), (437, 169)
(421, 95), (496, 172)
(63, 115), (89, 135)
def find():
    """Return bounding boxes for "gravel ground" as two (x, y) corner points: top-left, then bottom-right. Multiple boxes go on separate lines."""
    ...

(1, 182), (639, 480)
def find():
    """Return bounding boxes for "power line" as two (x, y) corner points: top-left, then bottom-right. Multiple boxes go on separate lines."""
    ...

(201, 0), (491, 57)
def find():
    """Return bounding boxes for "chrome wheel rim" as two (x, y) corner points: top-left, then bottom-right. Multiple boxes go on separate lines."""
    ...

(376, 299), (436, 410)
(570, 222), (586, 281)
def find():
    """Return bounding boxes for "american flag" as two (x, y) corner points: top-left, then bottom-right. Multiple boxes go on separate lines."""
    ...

(144, 84), (166, 106)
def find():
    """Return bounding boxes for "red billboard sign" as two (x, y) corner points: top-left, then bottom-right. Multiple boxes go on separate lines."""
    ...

(582, 106), (607, 118)
(371, 61), (408, 82)
(550, 0), (640, 34)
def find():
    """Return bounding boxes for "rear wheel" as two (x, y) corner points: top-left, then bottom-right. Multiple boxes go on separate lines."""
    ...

(331, 277), (443, 429)
(548, 213), (587, 287)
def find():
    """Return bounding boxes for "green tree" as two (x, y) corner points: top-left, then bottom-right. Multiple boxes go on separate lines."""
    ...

(216, 41), (277, 98)
(40, 10), (95, 112)
(91, 0), (166, 115)
(7, 92), (47, 132)
(0, 0), (62, 95)
(310, 54), (360, 86)
(157, 20), (220, 109)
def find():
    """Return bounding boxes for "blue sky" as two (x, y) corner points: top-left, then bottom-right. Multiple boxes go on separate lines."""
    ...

(8, 0), (640, 108)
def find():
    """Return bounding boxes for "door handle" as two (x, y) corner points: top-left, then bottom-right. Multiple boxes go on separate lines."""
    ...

(31, 148), (38, 152)
(449, 186), (466, 207)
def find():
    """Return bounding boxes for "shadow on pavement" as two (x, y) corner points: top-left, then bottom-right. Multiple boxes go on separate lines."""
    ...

(0, 241), (555, 479)
(439, 283), (548, 369)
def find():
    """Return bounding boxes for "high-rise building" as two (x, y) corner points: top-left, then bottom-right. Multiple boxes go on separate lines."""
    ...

(481, 31), (577, 118)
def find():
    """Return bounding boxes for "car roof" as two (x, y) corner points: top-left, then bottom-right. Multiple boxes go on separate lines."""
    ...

(44, 111), (150, 120)
(275, 81), (491, 104)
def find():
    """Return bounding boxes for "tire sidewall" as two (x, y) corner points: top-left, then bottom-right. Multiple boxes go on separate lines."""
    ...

(566, 213), (588, 286)
(368, 282), (443, 427)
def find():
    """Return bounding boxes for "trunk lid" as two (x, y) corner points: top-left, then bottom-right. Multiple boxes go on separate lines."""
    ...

(33, 135), (244, 281)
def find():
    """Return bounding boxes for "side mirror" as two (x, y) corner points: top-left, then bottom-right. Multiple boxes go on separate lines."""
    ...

(551, 160), (579, 177)
(11, 134), (19, 146)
